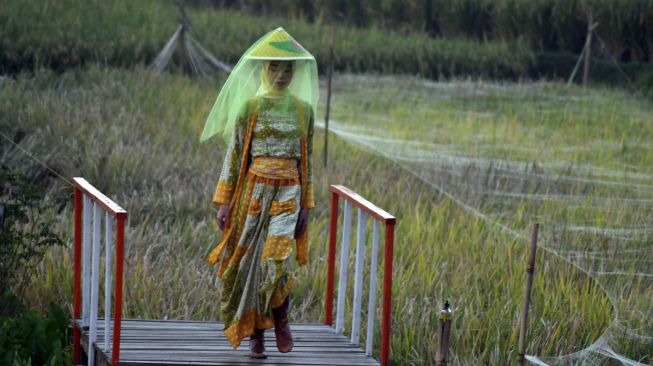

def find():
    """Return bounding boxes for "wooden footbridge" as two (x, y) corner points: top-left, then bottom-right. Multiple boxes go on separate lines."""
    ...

(72, 178), (396, 366)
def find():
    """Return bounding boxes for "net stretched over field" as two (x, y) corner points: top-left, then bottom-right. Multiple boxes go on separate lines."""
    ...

(320, 75), (653, 365)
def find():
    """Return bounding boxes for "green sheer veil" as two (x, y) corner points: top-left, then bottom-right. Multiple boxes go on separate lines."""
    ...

(200, 27), (319, 143)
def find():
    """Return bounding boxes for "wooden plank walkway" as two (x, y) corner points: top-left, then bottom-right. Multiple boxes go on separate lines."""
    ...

(75, 319), (380, 366)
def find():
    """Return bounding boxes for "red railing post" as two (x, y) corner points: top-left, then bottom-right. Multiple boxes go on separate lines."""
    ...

(73, 178), (127, 365)
(112, 214), (126, 366)
(73, 187), (82, 365)
(325, 192), (339, 325)
(327, 185), (395, 364)
(381, 223), (395, 366)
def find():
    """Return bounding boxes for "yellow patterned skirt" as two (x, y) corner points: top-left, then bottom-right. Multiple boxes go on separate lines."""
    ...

(213, 157), (301, 348)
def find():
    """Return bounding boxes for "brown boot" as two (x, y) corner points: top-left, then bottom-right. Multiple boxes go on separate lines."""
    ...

(272, 296), (294, 353)
(249, 328), (267, 359)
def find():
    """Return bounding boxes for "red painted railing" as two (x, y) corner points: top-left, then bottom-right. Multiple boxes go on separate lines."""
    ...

(73, 177), (127, 366)
(325, 185), (396, 366)
(72, 180), (391, 365)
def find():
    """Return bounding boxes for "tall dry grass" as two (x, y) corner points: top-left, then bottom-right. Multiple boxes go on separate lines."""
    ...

(4, 66), (648, 364)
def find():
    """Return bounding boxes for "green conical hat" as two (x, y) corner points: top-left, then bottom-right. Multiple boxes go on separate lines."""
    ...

(200, 27), (318, 143)
(246, 27), (313, 60)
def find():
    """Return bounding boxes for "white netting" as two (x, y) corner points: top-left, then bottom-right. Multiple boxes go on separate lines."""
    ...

(319, 75), (653, 365)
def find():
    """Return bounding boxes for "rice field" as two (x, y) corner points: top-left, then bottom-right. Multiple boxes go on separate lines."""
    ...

(3, 65), (652, 364)
(321, 74), (653, 364)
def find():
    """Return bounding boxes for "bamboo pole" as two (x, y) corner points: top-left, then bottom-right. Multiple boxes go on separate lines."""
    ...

(436, 300), (453, 366)
(323, 29), (334, 167)
(566, 44), (585, 85)
(582, 12), (594, 86)
(518, 223), (539, 366)
(177, 2), (189, 75)
(568, 14), (598, 85)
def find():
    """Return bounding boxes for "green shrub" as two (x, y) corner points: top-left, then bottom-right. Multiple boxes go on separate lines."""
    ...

(0, 165), (63, 290)
(0, 165), (68, 365)
(0, 291), (71, 366)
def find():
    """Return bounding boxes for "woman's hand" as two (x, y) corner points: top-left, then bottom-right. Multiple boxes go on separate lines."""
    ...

(217, 205), (230, 231)
(294, 208), (310, 239)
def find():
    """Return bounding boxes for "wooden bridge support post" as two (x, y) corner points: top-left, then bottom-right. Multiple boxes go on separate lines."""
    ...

(518, 223), (539, 366)
(436, 300), (453, 366)
(112, 215), (126, 366)
(73, 187), (82, 365)
(381, 223), (395, 366)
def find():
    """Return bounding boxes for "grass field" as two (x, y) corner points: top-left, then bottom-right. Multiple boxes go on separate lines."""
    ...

(3, 65), (652, 364)
(0, 0), (531, 79)
(322, 74), (653, 364)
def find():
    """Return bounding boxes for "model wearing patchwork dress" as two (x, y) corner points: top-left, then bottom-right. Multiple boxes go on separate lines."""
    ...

(202, 27), (318, 359)
(207, 93), (314, 353)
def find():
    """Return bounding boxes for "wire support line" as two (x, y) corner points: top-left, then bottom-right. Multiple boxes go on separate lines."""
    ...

(0, 129), (73, 185)
(317, 119), (652, 273)
(316, 120), (653, 193)
(321, 121), (653, 365)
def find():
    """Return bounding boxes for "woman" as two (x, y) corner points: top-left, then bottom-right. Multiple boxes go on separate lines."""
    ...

(200, 27), (318, 359)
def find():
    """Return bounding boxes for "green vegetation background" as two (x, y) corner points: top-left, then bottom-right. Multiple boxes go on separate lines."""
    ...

(1, 0), (652, 365)
(214, 0), (653, 64)
(2, 0), (652, 87)
(2, 66), (625, 365)
(1, 166), (70, 365)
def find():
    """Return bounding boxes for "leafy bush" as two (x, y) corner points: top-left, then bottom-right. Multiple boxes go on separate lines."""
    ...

(0, 164), (63, 290)
(0, 165), (69, 365)
(0, 291), (71, 366)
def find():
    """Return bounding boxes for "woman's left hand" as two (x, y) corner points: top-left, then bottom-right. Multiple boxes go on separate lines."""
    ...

(294, 208), (310, 239)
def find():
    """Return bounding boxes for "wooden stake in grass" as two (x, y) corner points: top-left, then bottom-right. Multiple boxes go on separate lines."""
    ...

(323, 29), (334, 167)
(436, 300), (452, 366)
(518, 223), (539, 366)
(567, 14), (598, 86)
(151, 1), (231, 78)
(582, 12), (595, 86)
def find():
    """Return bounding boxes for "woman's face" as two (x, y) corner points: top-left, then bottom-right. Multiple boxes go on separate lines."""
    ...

(267, 61), (294, 90)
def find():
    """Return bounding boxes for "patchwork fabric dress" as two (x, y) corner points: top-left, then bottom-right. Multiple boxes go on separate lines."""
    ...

(206, 94), (314, 348)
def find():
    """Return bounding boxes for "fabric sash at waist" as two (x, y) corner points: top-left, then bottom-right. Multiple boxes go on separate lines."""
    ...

(249, 156), (299, 180)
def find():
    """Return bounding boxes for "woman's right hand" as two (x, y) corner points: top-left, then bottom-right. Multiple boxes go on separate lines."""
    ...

(217, 205), (230, 231)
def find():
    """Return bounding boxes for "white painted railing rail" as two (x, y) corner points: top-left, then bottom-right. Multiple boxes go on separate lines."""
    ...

(325, 185), (396, 366)
(73, 178), (127, 366)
